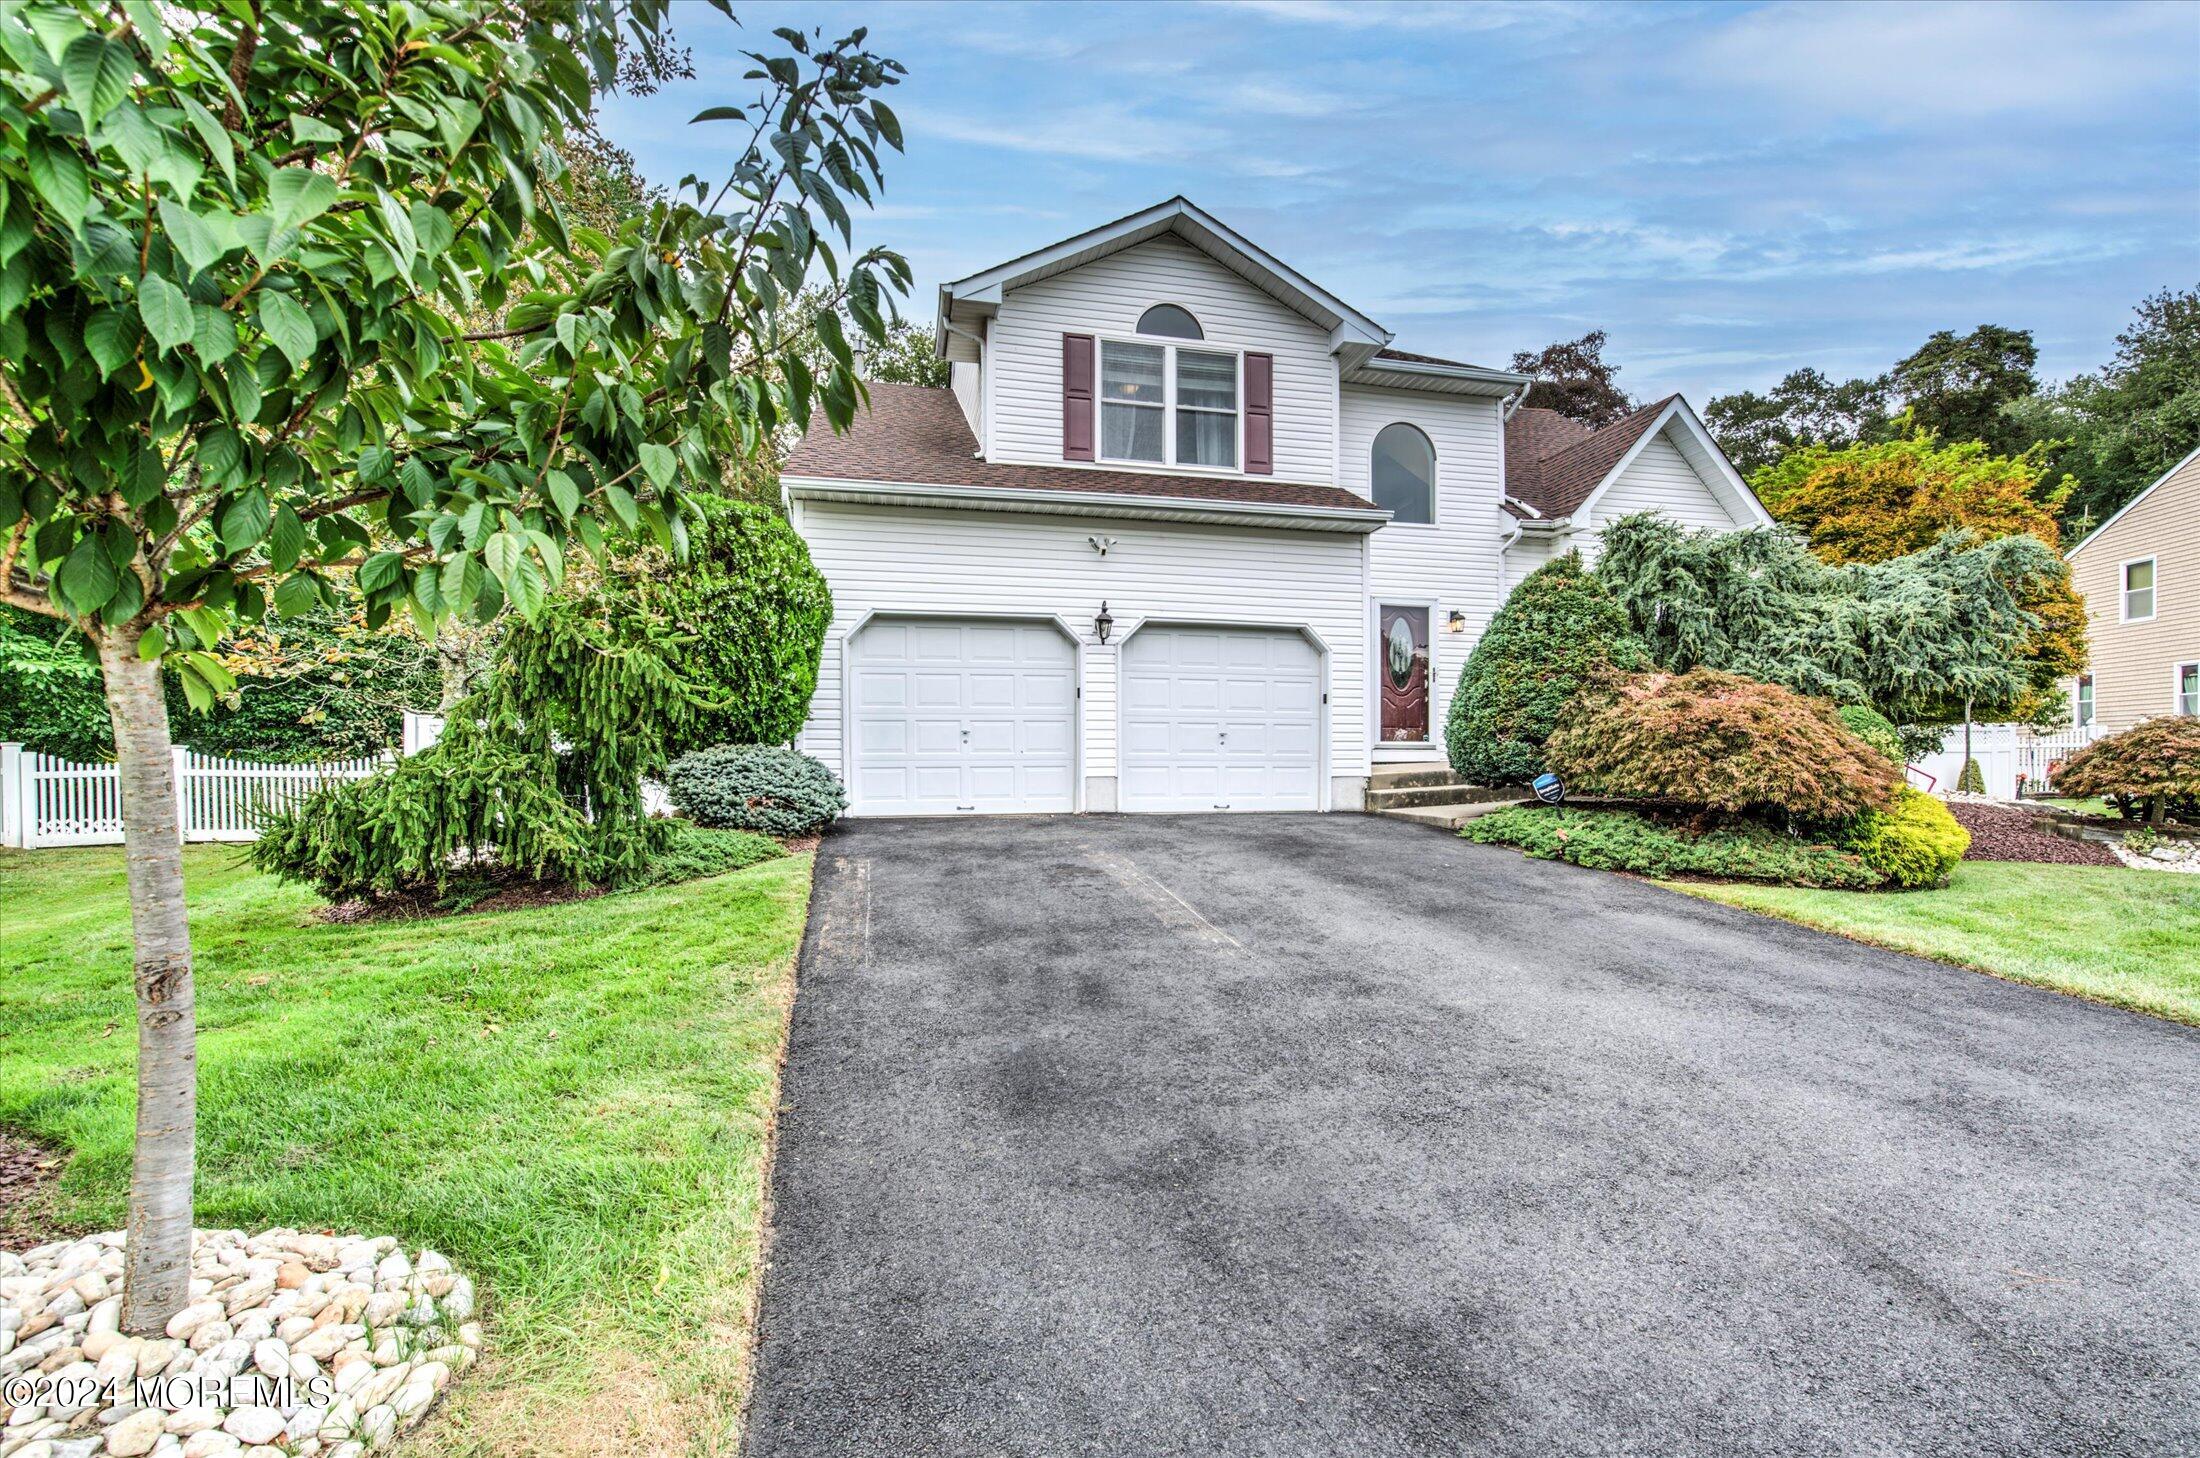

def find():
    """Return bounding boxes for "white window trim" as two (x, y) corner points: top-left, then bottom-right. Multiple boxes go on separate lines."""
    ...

(1370, 421), (1440, 530)
(2075, 674), (2095, 727)
(2176, 661), (2199, 717)
(1095, 333), (1245, 476)
(2120, 554), (2158, 623)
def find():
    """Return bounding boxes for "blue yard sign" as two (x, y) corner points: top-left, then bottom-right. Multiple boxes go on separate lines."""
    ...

(1532, 773), (1565, 806)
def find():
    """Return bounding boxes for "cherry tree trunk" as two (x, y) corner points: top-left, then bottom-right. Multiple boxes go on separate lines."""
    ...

(99, 629), (197, 1334)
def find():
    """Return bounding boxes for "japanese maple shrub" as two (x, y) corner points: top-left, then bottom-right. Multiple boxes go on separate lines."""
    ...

(2055, 716), (2200, 825)
(1445, 553), (1647, 784)
(1545, 669), (1901, 822)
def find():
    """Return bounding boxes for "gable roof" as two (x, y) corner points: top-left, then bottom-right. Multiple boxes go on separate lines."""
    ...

(938, 197), (1389, 355)
(783, 383), (1383, 522)
(2065, 440), (2200, 559)
(1504, 396), (1771, 528)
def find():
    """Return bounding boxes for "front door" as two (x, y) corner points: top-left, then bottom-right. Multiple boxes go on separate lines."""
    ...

(1379, 605), (1429, 744)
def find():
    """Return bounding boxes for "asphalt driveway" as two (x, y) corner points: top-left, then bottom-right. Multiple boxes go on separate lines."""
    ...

(746, 814), (2200, 1457)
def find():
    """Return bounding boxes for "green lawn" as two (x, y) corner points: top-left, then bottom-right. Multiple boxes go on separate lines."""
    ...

(0, 844), (810, 1458)
(1681, 861), (2200, 1025)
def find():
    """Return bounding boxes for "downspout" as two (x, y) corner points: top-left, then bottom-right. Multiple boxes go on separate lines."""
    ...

(1501, 385), (1529, 422)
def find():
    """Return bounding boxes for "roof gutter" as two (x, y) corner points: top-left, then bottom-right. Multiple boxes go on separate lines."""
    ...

(782, 475), (1391, 535)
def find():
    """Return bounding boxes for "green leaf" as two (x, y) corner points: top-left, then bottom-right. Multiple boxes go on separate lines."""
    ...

(218, 487), (270, 553)
(175, 93), (235, 187)
(691, 105), (747, 123)
(267, 167), (339, 235)
(58, 534), (120, 614)
(27, 138), (89, 223)
(289, 115), (343, 146)
(482, 530), (523, 586)
(62, 33), (134, 124)
(158, 199), (227, 276)
(268, 505), (305, 574)
(83, 309), (132, 375)
(257, 291), (316, 371)
(602, 483), (639, 531)
(638, 442), (677, 491)
(870, 100), (903, 150)
(191, 303), (237, 364)
(137, 272), (194, 354)
(505, 551), (546, 619)
(358, 550), (405, 594)
(440, 551), (483, 613)
(273, 572), (318, 619)
(545, 469), (580, 519)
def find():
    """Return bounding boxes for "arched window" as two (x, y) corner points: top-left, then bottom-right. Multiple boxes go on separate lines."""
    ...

(1136, 304), (1203, 340)
(1371, 423), (1435, 524)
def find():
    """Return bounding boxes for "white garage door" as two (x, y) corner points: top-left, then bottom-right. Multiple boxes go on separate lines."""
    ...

(849, 618), (1076, 816)
(1120, 626), (1321, 813)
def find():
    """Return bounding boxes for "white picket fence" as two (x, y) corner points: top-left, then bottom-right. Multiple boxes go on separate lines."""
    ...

(0, 743), (388, 849)
(1907, 722), (2105, 799)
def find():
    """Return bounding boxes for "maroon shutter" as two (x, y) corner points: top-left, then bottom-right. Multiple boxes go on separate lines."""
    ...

(1244, 352), (1273, 475)
(1062, 334), (1095, 460)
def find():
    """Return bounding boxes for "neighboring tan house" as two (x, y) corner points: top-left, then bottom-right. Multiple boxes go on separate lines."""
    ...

(782, 197), (1769, 817)
(2065, 442), (2200, 733)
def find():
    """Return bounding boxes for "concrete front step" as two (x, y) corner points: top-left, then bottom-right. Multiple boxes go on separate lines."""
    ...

(1367, 764), (1471, 791)
(1365, 782), (1521, 811)
(1373, 799), (1525, 831)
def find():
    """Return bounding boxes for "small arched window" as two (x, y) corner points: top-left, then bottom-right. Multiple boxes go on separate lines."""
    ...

(1371, 423), (1435, 524)
(1136, 304), (1203, 340)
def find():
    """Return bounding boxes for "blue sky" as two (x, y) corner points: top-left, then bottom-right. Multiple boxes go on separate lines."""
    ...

(597, 0), (2200, 402)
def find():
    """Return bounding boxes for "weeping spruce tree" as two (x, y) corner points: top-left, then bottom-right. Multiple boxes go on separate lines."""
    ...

(0, 0), (909, 1332)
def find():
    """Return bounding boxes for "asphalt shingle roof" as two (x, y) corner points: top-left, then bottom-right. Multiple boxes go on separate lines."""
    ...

(1504, 396), (1679, 520)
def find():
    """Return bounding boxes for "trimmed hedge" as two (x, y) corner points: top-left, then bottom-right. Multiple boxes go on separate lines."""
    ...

(665, 744), (846, 836)
(1445, 553), (1648, 785)
(1840, 788), (1969, 889)
(1463, 805), (1885, 889)
(1837, 704), (1905, 766)
(641, 496), (832, 756)
(1545, 669), (1901, 822)
(2054, 715), (2200, 824)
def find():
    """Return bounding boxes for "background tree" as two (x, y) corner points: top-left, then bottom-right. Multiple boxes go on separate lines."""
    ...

(2006, 286), (2200, 533)
(863, 314), (948, 386)
(1749, 433), (2086, 725)
(1510, 329), (1632, 427)
(0, 0), (907, 1331)
(1703, 367), (1892, 475)
(1884, 325), (2039, 456)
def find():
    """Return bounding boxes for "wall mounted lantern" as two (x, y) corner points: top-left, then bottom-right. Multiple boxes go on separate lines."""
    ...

(1094, 601), (1115, 645)
(1446, 610), (1467, 634)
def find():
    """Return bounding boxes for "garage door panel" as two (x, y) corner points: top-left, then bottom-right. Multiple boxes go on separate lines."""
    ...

(1122, 627), (1321, 813)
(850, 619), (1076, 816)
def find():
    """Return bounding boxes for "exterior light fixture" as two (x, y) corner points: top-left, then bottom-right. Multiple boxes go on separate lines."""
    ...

(1094, 602), (1115, 645)
(1446, 611), (1467, 634)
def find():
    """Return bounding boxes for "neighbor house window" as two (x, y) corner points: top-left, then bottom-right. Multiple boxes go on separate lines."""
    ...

(1099, 330), (1238, 470)
(1371, 422), (1435, 525)
(2123, 557), (2156, 621)
(2179, 663), (2198, 716)
(2076, 674), (2094, 726)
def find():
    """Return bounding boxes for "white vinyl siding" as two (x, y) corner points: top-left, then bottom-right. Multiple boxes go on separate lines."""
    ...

(1340, 386), (1508, 753)
(1585, 433), (1746, 544)
(986, 236), (1335, 484)
(792, 500), (1369, 789)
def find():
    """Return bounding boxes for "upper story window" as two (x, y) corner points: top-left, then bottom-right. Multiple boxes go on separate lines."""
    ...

(1101, 336), (1238, 469)
(2123, 557), (2157, 622)
(1371, 423), (1435, 525)
(1137, 304), (1203, 340)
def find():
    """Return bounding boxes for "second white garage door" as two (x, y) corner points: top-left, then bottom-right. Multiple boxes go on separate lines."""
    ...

(849, 618), (1076, 816)
(1120, 626), (1321, 812)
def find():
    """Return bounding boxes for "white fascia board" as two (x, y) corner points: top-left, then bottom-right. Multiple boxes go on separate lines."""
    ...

(940, 196), (1390, 350)
(2066, 440), (2200, 559)
(1344, 357), (1535, 397)
(782, 475), (1391, 535)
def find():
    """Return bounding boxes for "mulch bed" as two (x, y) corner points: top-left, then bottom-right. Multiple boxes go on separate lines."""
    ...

(0, 1129), (76, 1252)
(1949, 802), (2123, 867)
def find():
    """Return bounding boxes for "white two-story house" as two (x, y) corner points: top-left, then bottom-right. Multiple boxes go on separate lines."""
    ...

(783, 198), (1769, 816)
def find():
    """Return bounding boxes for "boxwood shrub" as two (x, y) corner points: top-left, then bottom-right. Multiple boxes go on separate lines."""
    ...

(665, 744), (846, 836)
(1545, 669), (1901, 822)
(1463, 805), (1885, 889)
(1837, 704), (1905, 766)
(1839, 787), (1968, 889)
(1445, 553), (1648, 785)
